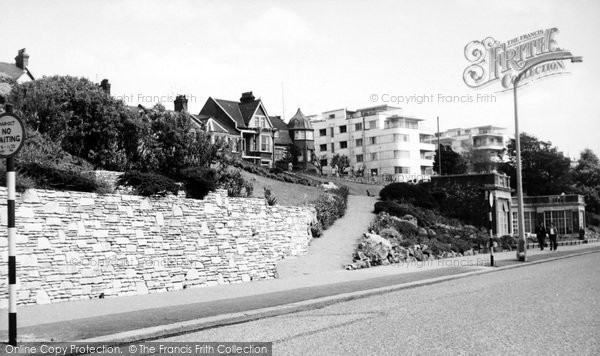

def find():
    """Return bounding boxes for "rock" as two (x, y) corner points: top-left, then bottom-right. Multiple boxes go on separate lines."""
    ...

(427, 229), (436, 237)
(463, 249), (473, 256)
(414, 249), (424, 261)
(402, 215), (418, 227)
(418, 228), (428, 236)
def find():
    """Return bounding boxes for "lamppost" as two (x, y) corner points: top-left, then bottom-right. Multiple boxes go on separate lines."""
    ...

(514, 53), (582, 261)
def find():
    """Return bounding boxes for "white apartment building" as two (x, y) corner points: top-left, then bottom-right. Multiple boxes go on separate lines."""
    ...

(311, 105), (435, 181)
(436, 125), (510, 156)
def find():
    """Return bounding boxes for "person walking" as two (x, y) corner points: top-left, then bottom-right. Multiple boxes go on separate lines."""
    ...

(548, 222), (558, 251)
(535, 222), (547, 251)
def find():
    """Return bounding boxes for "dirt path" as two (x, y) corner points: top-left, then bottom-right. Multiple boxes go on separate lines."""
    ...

(276, 195), (378, 278)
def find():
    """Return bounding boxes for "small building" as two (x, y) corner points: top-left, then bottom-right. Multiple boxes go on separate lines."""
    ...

(287, 108), (314, 168)
(269, 115), (293, 163)
(431, 172), (513, 236)
(511, 195), (586, 237)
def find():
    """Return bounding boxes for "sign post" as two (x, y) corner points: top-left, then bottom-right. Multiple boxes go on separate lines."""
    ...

(0, 107), (26, 346)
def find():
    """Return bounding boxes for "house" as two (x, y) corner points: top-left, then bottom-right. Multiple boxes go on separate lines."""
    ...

(198, 92), (276, 166)
(269, 115), (293, 163)
(0, 48), (35, 105)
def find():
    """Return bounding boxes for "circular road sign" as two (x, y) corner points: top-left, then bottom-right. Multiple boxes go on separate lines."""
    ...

(0, 113), (26, 158)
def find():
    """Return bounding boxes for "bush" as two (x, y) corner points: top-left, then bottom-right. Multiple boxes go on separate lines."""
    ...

(264, 187), (277, 206)
(311, 185), (350, 234)
(217, 169), (253, 197)
(379, 182), (438, 209)
(178, 167), (219, 199)
(117, 171), (179, 196)
(19, 162), (99, 192)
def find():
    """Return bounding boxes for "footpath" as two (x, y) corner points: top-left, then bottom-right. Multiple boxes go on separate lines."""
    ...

(0, 197), (599, 343)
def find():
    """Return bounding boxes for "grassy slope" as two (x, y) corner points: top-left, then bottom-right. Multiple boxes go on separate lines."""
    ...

(238, 170), (323, 206)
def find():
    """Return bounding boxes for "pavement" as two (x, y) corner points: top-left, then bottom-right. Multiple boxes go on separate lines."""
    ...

(0, 242), (597, 344)
(276, 195), (378, 278)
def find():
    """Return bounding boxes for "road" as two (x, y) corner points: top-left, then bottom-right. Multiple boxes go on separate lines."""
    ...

(158, 252), (600, 355)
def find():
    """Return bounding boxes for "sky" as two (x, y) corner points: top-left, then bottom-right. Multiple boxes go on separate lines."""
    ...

(1, 0), (599, 158)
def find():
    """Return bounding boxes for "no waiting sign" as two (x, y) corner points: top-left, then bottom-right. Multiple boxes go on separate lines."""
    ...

(0, 113), (25, 158)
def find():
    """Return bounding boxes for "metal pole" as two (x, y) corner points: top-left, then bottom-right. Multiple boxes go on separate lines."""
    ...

(513, 79), (527, 261)
(437, 116), (441, 175)
(512, 54), (581, 261)
(5, 104), (17, 345)
(489, 194), (495, 267)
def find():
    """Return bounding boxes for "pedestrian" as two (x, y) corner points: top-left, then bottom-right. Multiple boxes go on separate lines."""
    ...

(548, 222), (558, 251)
(535, 222), (547, 251)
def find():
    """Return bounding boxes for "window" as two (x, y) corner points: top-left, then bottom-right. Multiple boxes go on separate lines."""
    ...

(306, 131), (314, 140)
(369, 120), (377, 129)
(294, 131), (306, 140)
(394, 134), (409, 142)
(319, 129), (327, 136)
(370, 168), (378, 176)
(394, 150), (410, 159)
(339, 125), (347, 133)
(331, 143), (335, 153)
(274, 131), (279, 138)
(260, 135), (271, 152)
(355, 123), (363, 131)
(370, 152), (377, 161)
(421, 166), (433, 175)
(319, 144), (327, 152)
(356, 154), (363, 163)
(330, 128), (335, 137)
(355, 138), (363, 147)
(320, 158), (328, 167)
(369, 137), (377, 145)
(340, 141), (348, 149)
(329, 114), (335, 119)
(395, 167), (410, 174)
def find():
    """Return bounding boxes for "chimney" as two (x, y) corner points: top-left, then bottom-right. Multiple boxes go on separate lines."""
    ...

(15, 48), (29, 70)
(174, 95), (188, 112)
(100, 79), (111, 95)
(240, 91), (255, 103)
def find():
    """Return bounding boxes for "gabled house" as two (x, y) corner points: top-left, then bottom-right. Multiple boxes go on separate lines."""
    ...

(198, 92), (276, 166)
(0, 48), (35, 105)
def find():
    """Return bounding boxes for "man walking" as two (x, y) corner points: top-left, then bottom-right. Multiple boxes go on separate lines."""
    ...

(548, 222), (558, 251)
(535, 222), (547, 251)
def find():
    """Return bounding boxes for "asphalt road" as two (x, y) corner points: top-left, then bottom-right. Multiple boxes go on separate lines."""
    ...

(159, 252), (600, 355)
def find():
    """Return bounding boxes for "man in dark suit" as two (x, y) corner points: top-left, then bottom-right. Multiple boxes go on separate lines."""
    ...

(535, 222), (547, 251)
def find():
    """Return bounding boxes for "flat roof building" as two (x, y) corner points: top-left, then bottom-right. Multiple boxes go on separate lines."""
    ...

(311, 105), (435, 181)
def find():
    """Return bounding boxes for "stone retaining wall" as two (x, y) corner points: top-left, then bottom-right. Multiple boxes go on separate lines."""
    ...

(0, 188), (315, 307)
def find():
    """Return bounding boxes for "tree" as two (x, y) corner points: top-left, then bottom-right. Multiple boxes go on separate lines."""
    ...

(433, 145), (468, 175)
(498, 133), (573, 196)
(573, 148), (600, 213)
(311, 152), (328, 175)
(130, 104), (225, 177)
(8, 75), (133, 170)
(330, 154), (350, 175)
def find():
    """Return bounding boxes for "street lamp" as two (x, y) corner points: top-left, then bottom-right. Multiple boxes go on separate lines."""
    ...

(513, 53), (582, 261)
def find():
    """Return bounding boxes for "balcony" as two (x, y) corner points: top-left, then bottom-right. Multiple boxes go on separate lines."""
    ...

(517, 195), (585, 206)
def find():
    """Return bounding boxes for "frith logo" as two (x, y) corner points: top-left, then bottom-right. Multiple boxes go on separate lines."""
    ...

(463, 28), (572, 90)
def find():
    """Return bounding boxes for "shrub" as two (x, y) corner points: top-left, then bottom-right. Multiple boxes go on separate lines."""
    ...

(264, 187), (277, 206)
(117, 170), (179, 196)
(178, 167), (219, 199)
(19, 162), (99, 192)
(379, 182), (438, 209)
(217, 169), (253, 197)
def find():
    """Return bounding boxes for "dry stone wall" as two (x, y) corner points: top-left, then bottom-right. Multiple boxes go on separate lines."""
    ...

(0, 188), (315, 307)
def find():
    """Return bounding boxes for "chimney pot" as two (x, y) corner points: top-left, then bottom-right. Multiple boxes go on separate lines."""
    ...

(174, 95), (188, 112)
(100, 79), (111, 95)
(15, 48), (29, 70)
(240, 91), (255, 103)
